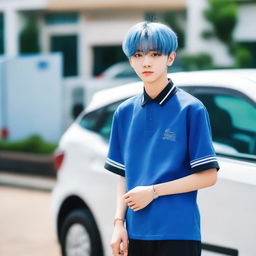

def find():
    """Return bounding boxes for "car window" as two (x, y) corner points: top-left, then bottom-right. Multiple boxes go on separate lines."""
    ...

(97, 103), (120, 140)
(79, 108), (103, 131)
(215, 95), (256, 133)
(79, 100), (125, 140)
(194, 92), (256, 160)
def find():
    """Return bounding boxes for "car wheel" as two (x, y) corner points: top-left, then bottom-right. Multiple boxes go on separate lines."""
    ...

(60, 208), (103, 256)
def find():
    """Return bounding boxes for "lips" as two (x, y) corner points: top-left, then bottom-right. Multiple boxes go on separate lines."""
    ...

(142, 71), (154, 74)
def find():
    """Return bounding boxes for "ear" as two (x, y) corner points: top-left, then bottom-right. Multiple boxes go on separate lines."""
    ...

(167, 52), (176, 67)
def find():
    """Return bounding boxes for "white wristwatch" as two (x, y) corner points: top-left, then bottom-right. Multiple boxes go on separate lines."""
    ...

(152, 185), (159, 199)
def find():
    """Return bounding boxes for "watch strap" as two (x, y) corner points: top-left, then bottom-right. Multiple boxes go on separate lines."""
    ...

(152, 184), (159, 199)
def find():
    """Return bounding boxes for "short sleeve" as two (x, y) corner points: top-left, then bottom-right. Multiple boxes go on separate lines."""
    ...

(188, 104), (220, 173)
(104, 110), (125, 176)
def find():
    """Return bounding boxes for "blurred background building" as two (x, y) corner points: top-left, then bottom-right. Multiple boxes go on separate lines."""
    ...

(0, 0), (186, 77)
(0, 0), (255, 75)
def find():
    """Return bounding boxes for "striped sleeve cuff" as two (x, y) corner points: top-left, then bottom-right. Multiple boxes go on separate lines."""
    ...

(190, 155), (220, 173)
(104, 158), (125, 177)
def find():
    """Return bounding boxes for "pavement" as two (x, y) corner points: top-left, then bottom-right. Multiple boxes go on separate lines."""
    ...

(0, 186), (61, 256)
(0, 171), (56, 192)
(0, 170), (60, 255)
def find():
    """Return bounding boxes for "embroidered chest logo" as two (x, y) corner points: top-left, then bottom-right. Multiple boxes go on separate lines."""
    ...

(162, 129), (176, 141)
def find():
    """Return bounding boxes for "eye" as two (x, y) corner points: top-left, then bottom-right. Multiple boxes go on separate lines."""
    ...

(134, 52), (143, 58)
(152, 52), (162, 57)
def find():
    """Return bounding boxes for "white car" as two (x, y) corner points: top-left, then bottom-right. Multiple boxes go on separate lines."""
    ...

(51, 70), (256, 256)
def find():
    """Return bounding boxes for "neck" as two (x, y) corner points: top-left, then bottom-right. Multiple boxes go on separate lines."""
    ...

(144, 75), (169, 99)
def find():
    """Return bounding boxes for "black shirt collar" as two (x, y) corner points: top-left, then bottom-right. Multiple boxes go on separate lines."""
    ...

(141, 79), (177, 107)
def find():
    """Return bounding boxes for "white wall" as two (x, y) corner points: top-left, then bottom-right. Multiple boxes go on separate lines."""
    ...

(84, 10), (143, 45)
(234, 3), (256, 42)
(0, 0), (46, 10)
(2, 54), (63, 142)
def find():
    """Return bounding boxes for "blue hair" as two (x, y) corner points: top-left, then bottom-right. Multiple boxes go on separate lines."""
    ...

(122, 22), (178, 58)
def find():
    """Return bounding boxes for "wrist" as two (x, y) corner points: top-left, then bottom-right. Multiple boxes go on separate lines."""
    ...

(152, 184), (159, 199)
(113, 217), (125, 227)
(114, 222), (125, 229)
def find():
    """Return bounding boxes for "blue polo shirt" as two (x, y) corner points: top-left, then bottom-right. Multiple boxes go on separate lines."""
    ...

(104, 79), (219, 241)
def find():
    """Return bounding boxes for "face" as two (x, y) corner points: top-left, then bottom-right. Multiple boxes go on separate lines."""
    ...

(129, 50), (176, 84)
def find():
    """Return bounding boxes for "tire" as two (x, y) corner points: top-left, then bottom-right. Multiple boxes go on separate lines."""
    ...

(60, 208), (104, 256)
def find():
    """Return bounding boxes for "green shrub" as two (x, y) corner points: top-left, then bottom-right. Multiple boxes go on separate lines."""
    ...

(0, 135), (57, 154)
(234, 45), (252, 68)
(181, 53), (214, 71)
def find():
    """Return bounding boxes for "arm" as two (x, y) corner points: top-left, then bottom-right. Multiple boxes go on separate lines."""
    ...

(114, 176), (128, 220)
(123, 168), (217, 212)
(110, 176), (129, 256)
(154, 168), (217, 197)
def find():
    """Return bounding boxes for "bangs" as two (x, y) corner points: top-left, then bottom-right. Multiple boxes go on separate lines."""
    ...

(122, 22), (178, 58)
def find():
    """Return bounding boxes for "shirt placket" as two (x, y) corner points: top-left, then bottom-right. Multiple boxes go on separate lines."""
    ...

(145, 104), (155, 132)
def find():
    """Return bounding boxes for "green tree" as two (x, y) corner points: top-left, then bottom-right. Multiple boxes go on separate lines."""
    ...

(203, 0), (252, 68)
(204, 0), (237, 44)
(19, 13), (40, 54)
(0, 14), (4, 54)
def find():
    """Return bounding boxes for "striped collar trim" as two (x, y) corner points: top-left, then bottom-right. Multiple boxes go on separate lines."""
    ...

(141, 79), (177, 107)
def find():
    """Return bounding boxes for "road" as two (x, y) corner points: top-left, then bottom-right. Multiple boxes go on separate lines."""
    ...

(0, 185), (61, 256)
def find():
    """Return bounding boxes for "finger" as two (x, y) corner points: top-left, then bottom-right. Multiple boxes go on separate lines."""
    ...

(133, 206), (140, 211)
(120, 241), (124, 254)
(123, 194), (130, 199)
(124, 249), (128, 256)
(122, 239), (129, 256)
(111, 242), (120, 256)
(125, 198), (134, 205)
(130, 205), (138, 210)
(125, 193), (134, 199)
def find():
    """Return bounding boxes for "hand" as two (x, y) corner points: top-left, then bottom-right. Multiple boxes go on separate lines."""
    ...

(122, 185), (154, 211)
(110, 222), (129, 256)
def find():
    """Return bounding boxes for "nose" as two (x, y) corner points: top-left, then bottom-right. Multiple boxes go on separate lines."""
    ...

(143, 55), (151, 67)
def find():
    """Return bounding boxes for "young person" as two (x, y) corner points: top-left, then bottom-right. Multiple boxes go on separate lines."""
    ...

(104, 21), (219, 256)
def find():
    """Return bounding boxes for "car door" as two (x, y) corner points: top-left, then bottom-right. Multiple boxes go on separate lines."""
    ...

(182, 86), (256, 256)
